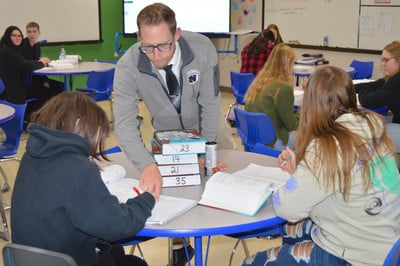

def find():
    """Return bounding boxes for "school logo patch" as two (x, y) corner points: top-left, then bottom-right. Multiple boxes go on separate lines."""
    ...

(187, 69), (200, 84)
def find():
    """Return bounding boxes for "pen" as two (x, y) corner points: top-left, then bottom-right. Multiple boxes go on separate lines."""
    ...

(280, 155), (291, 167)
(133, 186), (141, 196)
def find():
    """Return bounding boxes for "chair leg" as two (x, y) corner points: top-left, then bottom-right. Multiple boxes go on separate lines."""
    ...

(0, 182), (10, 241)
(0, 165), (10, 193)
(127, 244), (145, 260)
(228, 239), (250, 266)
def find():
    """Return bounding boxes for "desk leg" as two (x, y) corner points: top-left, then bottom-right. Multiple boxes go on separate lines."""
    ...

(194, 236), (203, 266)
(68, 75), (73, 91)
(63, 76), (68, 91)
(168, 238), (173, 266)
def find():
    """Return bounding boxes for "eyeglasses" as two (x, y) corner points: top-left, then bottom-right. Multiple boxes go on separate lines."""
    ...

(381, 57), (395, 63)
(11, 34), (22, 38)
(139, 42), (173, 54)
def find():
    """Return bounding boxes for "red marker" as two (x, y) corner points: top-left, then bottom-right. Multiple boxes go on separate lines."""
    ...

(133, 187), (141, 196)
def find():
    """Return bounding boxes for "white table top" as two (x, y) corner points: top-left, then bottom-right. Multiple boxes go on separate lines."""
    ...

(294, 64), (354, 76)
(100, 149), (283, 236)
(0, 103), (15, 124)
(34, 61), (115, 76)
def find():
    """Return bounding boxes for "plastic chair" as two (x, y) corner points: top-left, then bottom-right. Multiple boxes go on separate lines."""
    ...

(0, 101), (26, 193)
(225, 71), (255, 127)
(350, 60), (374, 79)
(2, 243), (77, 266)
(234, 108), (276, 152)
(251, 143), (281, 158)
(76, 68), (115, 123)
(383, 238), (400, 266)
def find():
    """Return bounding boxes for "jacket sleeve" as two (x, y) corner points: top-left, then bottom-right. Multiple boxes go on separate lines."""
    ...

(8, 48), (44, 72)
(272, 144), (329, 222)
(113, 53), (157, 172)
(197, 42), (220, 142)
(275, 83), (299, 131)
(67, 163), (155, 242)
(358, 76), (400, 108)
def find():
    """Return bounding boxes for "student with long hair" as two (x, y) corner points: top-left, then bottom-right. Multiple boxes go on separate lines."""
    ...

(266, 24), (284, 44)
(244, 66), (400, 266)
(11, 92), (154, 266)
(240, 29), (275, 75)
(244, 43), (299, 150)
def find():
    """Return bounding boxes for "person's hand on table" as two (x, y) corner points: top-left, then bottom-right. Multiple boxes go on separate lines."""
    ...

(198, 156), (228, 172)
(139, 163), (163, 201)
(39, 57), (50, 66)
(278, 147), (297, 175)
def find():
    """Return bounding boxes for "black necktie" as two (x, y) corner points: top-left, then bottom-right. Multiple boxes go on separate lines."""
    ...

(164, 64), (181, 113)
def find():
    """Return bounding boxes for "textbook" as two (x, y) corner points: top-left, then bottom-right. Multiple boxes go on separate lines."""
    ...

(158, 163), (199, 176)
(162, 174), (201, 188)
(198, 164), (290, 216)
(153, 129), (206, 155)
(154, 153), (198, 165)
(100, 165), (198, 225)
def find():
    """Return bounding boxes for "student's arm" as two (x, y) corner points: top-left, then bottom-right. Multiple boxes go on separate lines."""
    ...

(358, 76), (400, 108)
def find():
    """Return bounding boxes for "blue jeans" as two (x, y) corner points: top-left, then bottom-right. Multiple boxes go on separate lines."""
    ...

(242, 219), (350, 266)
(274, 131), (296, 151)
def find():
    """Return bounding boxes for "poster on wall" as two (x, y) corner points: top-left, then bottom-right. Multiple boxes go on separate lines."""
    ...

(231, 0), (262, 32)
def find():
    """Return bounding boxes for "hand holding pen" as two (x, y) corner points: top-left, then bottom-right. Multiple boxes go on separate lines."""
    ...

(278, 147), (296, 174)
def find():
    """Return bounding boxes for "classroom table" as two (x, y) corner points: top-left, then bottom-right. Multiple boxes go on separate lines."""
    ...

(104, 149), (285, 266)
(0, 103), (15, 124)
(294, 64), (355, 86)
(33, 61), (116, 91)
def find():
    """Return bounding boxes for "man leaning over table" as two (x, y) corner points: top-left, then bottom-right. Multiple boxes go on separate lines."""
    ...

(113, 3), (229, 266)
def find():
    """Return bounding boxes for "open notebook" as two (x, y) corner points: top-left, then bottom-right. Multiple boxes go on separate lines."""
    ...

(101, 164), (198, 225)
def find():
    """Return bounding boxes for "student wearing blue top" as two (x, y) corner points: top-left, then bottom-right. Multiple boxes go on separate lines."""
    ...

(11, 92), (154, 266)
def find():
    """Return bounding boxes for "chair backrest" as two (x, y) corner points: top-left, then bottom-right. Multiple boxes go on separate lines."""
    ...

(0, 101), (26, 155)
(383, 238), (400, 266)
(86, 68), (115, 100)
(230, 71), (255, 105)
(234, 108), (276, 152)
(251, 143), (281, 158)
(0, 78), (5, 95)
(3, 243), (77, 266)
(350, 60), (374, 79)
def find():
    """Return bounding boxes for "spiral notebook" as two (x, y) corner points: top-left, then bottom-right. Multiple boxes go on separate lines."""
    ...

(101, 165), (198, 225)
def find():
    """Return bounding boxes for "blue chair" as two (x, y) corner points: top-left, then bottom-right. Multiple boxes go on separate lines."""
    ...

(383, 238), (400, 266)
(234, 108), (276, 152)
(76, 68), (115, 123)
(0, 101), (26, 192)
(251, 143), (281, 158)
(225, 71), (255, 127)
(350, 60), (374, 79)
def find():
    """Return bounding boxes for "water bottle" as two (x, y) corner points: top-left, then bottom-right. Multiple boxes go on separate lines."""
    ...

(323, 35), (329, 47)
(59, 47), (66, 60)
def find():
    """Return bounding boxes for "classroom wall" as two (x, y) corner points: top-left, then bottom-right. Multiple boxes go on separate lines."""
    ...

(36, 0), (383, 88)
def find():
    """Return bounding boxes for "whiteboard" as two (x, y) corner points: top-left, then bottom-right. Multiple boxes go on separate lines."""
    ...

(359, 6), (400, 50)
(0, 0), (101, 43)
(264, 0), (359, 48)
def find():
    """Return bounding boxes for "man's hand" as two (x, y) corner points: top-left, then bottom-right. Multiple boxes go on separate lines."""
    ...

(139, 163), (163, 201)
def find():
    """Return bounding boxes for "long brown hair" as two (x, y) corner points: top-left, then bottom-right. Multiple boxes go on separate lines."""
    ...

(266, 24), (284, 44)
(245, 43), (295, 103)
(30, 92), (110, 159)
(247, 29), (275, 54)
(296, 66), (397, 200)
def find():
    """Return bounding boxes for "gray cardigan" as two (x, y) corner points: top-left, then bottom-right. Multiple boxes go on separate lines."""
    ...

(114, 31), (220, 171)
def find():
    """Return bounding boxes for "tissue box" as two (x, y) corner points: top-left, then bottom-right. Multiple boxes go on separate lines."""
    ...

(65, 55), (81, 65)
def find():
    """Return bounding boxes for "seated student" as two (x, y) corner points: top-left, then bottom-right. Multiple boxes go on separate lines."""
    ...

(20, 21), (63, 121)
(240, 29), (275, 76)
(244, 43), (299, 150)
(355, 40), (400, 154)
(11, 92), (155, 266)
(266, 24), (284, 45)
(0, 26), (49, 104)
(243, 66), (400, 266)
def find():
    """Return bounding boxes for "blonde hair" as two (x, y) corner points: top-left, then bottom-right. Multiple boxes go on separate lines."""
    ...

(296, 66), (397, 200)
(245, 43), (295, 103)
(383, 41), (400, 81)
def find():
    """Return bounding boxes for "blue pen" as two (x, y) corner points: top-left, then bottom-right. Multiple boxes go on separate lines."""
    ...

(280, 155), (291, 167)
